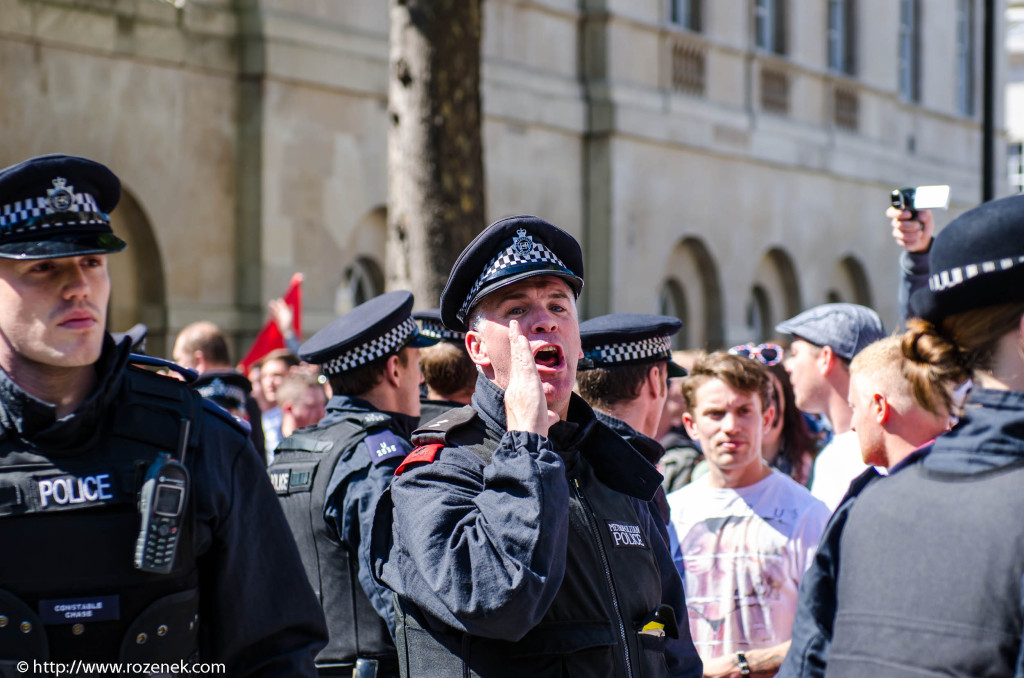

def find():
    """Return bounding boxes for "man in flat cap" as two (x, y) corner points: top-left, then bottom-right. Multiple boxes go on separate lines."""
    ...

(269, 290), (435, 678)
(775, 303), (886, 511)
(575, 313), (688, 543)
(372, 216), (702, 677)
(0, 154), (326, 674)
(412, 309), (477, 426)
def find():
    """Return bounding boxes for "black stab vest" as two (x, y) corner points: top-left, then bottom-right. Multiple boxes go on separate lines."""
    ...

(0, 367), (203, 666)
(269, 414), (396, 670)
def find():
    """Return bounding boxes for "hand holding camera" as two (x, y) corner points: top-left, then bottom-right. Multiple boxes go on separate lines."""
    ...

(888, 185), (949, 253)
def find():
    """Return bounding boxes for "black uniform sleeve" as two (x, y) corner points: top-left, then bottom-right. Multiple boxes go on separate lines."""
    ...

(898, 247), (931, 328)
(325, 441), (403, 635)
(194, 416), (327, 676)
(380, 430), (570, 641)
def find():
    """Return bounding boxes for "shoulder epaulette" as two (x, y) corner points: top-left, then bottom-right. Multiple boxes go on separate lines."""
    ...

(395, 444), (443, 476)
(114, 366), (205, 451)
(411, 405), (478, 446)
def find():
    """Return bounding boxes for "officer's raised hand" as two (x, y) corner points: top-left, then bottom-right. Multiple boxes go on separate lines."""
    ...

(505, 319), (560, 437)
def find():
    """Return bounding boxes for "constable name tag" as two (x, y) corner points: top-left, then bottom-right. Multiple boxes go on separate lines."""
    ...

(39, 595), (120, 625)
(36, 473), (115, 509)
(607, 521), (647, 549)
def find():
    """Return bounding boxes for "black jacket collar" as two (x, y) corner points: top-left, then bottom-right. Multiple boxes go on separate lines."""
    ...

(593, 410), (666, 467)
(322, 394), (419, 440)
(0, 334), (130, 450)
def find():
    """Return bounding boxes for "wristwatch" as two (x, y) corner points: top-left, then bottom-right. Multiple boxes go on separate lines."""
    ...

(736, 651), (751, 677)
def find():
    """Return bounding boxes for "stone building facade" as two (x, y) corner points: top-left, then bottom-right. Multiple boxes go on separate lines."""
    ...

(0, 0), (1005, 357)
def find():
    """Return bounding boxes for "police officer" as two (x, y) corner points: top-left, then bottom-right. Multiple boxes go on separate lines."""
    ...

(269, 291), (436, 677)
(193, 371), (252, 422)
(371, 216), (702, 677)
(411, 309), (476, 425)
(0, 154), (326, 674)
(576, 313), (687, 543)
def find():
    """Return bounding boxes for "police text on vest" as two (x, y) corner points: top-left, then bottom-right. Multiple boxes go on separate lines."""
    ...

(38, 473), (114, 507)
(607, 521), (647, 548)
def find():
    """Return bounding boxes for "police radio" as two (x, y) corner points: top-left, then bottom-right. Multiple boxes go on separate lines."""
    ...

(134, 453), (190, 574)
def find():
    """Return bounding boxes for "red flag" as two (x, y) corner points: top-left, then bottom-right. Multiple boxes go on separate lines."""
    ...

(239, 273), (303, 373)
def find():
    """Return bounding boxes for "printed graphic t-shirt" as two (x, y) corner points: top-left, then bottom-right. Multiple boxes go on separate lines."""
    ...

(667, 470), (830, 660)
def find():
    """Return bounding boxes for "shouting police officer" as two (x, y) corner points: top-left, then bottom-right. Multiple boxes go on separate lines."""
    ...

(372, 216), (702, 677)
(269, 291), (435, 677)
(0, 154), (326, 675)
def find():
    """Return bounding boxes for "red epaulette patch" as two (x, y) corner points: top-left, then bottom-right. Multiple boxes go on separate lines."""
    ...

(395, 444), (443, 476)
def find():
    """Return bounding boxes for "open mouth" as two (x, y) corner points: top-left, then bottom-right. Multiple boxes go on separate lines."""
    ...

(534, 345), (564, 369)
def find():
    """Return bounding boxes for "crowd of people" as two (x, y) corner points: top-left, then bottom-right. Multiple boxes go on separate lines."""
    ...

(3, 151), (1024, 678)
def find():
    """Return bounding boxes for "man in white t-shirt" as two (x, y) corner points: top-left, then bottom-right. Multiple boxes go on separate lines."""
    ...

(668, 351), (830, 676)
(775, 304), (886, 511)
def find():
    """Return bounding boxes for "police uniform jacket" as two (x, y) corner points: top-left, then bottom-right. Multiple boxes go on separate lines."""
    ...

(373, 374), (703, 677)
(819, 388), (1024, 677)
(270, 395), (415, 671)
(0, 337), (326, 675)
(593, 410), (672, 546)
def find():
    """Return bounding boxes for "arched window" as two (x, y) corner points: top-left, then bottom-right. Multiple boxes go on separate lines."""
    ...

(659, 279), (689, 349)
(746, 285), (773, 343)
(338, 257), (385, 312)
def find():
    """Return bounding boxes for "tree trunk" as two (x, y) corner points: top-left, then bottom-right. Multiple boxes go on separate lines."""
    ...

(386, 0), (486, 310)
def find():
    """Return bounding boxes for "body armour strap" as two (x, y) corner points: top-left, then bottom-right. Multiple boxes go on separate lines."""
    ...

(0, 367), (202, 663)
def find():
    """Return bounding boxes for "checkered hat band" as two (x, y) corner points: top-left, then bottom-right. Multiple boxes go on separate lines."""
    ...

(929, 255), (1024, 293)
(588, 336), (673, 365)
(419, 320), (464, 342)
(322, 317), (418, 375)
(197, 382), (247, 404)
(459, 240), (570, 320)
(0, 192), (103, 230)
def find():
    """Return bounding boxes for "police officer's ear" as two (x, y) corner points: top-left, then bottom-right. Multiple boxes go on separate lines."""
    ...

(644, 364), (665, 400)
(384, 353), (404, 388)
(465, 329), (491, 369)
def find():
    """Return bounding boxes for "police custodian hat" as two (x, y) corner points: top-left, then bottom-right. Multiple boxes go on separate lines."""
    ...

(578, 313), (687, 377)
(0, 154), (126, 259)
(413, 309), (466, 344)
(440, 215), (584, 332)
(194, 372), (251, 411)
(910, 194), (1024, 323)
(300, 291), (438, 375)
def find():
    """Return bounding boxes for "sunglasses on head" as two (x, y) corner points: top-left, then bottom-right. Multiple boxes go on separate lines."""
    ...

(728, 343), (784, 366)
